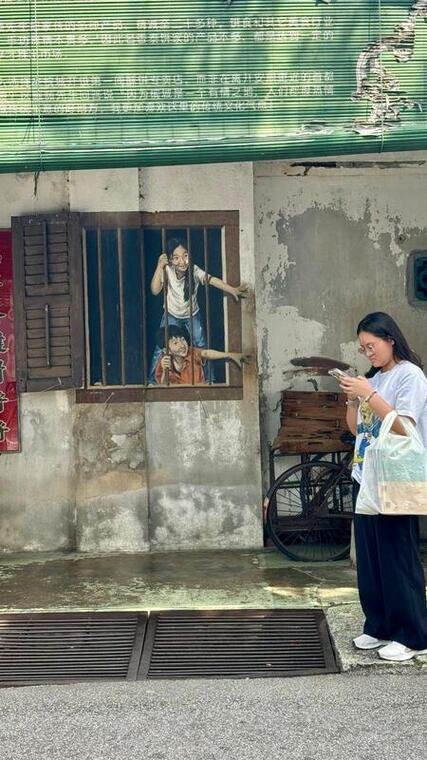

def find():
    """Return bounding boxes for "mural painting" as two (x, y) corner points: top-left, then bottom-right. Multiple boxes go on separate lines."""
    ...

(149, 236), (248, 385)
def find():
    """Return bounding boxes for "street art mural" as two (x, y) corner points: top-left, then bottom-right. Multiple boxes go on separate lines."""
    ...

(84, 223), (248, 387)
(148, 237), (247, 384)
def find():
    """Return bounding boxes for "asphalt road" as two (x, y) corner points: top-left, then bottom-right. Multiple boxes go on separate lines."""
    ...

(0, 673), (425, 760)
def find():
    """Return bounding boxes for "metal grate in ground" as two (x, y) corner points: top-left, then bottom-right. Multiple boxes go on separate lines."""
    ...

(139, 609), (338, 679)
(0, 609), (338, 686)
(0, 613), (147, 687)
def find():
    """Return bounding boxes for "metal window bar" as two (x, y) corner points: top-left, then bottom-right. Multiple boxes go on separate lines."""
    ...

(42, 220), (49, 287)
(117, 228), (126, 385)
(82, 230), (91, 388)
(140, 229), (148, 385)
(186, 227), (195, 386)
(203, 227), (213, 385)
(85, 223), (225, 389)
(44, 303), (51, 368)
(161, 227), (170, 386)
(97, 227), (107, 386)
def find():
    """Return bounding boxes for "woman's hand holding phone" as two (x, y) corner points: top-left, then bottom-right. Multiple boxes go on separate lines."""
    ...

(339, 375), (372, 400)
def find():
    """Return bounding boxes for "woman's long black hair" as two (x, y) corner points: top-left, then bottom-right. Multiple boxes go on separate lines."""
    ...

(166, 237), (194, 303)
(357, 312), (423, 376)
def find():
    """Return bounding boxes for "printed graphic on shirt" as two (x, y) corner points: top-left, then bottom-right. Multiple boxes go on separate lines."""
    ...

(353, 400), (382, 478)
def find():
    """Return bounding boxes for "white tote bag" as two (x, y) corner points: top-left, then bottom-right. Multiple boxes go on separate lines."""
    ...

(355, 430), (380, 515)
(358, 410), (427, 516)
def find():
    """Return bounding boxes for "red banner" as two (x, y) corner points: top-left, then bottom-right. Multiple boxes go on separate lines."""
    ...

(0, 230), (19, 452)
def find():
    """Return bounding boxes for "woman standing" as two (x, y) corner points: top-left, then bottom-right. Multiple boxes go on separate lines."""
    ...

(340, 312), (427, 662)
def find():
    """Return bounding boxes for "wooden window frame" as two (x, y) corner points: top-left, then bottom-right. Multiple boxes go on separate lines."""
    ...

(76, 210), (243, 403)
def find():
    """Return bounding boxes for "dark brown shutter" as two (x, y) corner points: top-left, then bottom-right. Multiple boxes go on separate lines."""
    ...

(12, 213), (84, 392)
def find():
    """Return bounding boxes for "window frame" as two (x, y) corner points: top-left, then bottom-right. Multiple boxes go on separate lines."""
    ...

(407, 250), (427, 309)
(76, 210), (243, 403)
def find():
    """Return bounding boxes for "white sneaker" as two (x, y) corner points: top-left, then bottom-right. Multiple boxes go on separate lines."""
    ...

(378, 641), (427, 661)
(353, 634), (390, 650)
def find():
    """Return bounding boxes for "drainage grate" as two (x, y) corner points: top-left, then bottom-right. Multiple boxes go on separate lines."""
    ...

(0, 613), (147, 687)
(138, 609), (338, 679)
(0, 610), (338, 686)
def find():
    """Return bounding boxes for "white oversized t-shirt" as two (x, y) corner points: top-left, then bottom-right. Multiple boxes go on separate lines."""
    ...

(353, 361), (427, 503)
(162, 264), (206, 318)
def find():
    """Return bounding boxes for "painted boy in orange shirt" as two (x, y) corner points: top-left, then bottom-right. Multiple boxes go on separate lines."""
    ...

(154, 325), (250, 385)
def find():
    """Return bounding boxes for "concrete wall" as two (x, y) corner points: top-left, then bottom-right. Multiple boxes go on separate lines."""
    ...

(141, 164), (262, 551)
(254, 158), (427, 487)
(0, 165), (263, 553)
(2, 151), (427, 553)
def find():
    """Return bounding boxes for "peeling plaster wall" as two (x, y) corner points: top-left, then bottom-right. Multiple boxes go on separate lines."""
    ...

(0, 164), (262, 553)
(3, 152), (426, 553)
(254, 159), (427, 505)
(0, 391), (74, 552)
(140, 163), (262, 551)
(74, 403), (149, 553)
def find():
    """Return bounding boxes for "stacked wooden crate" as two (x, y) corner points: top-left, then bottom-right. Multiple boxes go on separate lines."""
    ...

(272, 391), (353, 455)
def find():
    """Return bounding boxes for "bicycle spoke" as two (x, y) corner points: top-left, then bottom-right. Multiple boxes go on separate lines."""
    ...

(266, 461), (353, 561)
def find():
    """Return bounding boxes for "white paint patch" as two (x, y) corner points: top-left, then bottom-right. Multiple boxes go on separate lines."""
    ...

(151, 484), (262, 550)
(69, 168), (139, 212)
(166, 401), (244, 470)
(0, 171), (69, 227)
(258, 307), (326, 445)
(79, 497), (149, 553)
(111, 435), (127, 447)
(339, 341), (367, 375)
(259, 306), (326, 392)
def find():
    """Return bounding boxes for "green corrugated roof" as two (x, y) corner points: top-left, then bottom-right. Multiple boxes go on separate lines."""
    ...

(0, 1), (426, 172)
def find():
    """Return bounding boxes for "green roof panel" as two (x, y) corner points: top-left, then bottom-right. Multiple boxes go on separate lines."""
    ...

(0, 1), (426, 172)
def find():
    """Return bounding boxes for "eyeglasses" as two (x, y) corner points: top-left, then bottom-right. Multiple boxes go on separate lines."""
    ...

(358, 343), (377, 355)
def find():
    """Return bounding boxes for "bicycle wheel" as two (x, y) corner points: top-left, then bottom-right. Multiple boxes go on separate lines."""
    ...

(264, 460), (354, 561)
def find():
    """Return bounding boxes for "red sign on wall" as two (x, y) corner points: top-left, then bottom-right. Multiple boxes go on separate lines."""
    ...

(0, 230), (19, 452)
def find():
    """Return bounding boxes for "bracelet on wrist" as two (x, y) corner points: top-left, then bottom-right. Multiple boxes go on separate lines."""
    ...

(345, 398), (358, 407)
(364, 389), (377, 404)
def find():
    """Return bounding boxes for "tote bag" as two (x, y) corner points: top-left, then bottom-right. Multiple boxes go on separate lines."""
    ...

(360, 410), (427, 516)
(355, 430), (380, 515)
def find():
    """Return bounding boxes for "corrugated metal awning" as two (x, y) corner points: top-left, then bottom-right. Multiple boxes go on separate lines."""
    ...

(0, 1), (426, 173)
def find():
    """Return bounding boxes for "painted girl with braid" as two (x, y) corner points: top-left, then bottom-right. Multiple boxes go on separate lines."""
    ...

(148, 237), (247, 383)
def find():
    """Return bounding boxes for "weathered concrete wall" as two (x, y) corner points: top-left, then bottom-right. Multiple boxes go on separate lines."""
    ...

(3, 151), (427, 553)
(74, 403), (148, 553)
(0, 163), (263, 553)
(0, 391), (74, 552)
(141, 163), (262, 551)
(254, 159), (427, 488)
(0, 173), (74, 551)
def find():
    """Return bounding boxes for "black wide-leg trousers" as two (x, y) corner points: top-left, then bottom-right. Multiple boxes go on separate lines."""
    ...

(354, 511), (427, 650)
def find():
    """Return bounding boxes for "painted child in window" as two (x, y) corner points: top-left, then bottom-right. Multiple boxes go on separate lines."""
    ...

(154, 324), (251, 386)
(148, 237), (247, 383)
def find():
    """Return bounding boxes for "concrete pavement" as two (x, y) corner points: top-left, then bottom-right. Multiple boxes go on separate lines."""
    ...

(0, 674), (425, 760)
(0, 548), (426, 675)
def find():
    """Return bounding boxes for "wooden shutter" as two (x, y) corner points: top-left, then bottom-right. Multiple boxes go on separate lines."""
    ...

(12, 213), (84, 392)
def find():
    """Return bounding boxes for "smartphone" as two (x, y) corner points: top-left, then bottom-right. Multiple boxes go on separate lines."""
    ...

(328, 368), (350, 381)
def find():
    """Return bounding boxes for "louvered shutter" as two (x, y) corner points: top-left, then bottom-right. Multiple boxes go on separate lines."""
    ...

(12, 213), (84, 392)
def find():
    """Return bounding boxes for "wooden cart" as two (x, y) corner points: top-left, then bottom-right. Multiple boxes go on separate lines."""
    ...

(265, 391), (355, 562)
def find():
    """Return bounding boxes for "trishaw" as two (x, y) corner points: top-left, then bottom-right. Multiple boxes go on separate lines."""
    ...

(264, 391), (356, 561)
